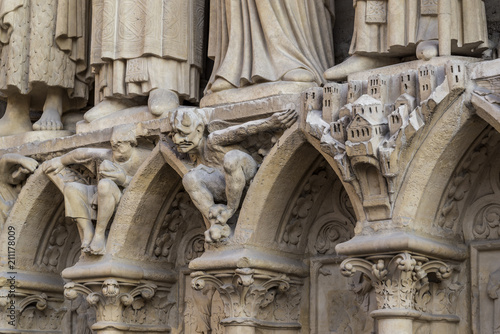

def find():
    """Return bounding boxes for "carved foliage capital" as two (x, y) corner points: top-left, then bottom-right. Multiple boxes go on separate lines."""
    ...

(64, 280), (157, 324)
(191, 268), (291, 322)
(340, 252), (451, 311)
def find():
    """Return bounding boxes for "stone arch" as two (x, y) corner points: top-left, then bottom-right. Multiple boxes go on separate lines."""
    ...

(0, 168), (79, 273)
(436, 127), (500, 242)
(391, 100), (488, 239)
(0, 168), (82, 333)
(431, 125), (500, 334)
(56, 141), (207, 334)
(105, 141), (190, 260)
(235, 126), (358, 252)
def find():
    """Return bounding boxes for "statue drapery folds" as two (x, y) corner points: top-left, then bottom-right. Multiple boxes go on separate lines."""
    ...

(205, 0), (335, 94)
(0, 0), (91, 134)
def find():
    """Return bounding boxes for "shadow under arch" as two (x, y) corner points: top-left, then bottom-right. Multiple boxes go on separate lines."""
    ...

(447, 126), (500, 242)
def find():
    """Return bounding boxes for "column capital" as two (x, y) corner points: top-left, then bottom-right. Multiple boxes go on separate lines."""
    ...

(191, 268), (301, 330)
(340, 252), (451, 312)
(64, 278), (173, 333)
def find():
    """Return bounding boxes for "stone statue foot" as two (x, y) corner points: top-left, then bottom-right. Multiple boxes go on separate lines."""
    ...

(81, 245), (91, 253)
(204, 229), (214, 243)
(89, 235), (106, 255)
(282, 69), (315, 82)
(81, 240), (91, 250)
(0, 94), (32, 136)
(323, 55), (400, 81)
(84, 98), (138, 123)
(416, 40), (439, 61)
(210, 78), (236, 93)
(0, 114), (32, 136)
(33, 108), (63, 131)
(148, 88), (179, 117)
(208, 204), (234, 226)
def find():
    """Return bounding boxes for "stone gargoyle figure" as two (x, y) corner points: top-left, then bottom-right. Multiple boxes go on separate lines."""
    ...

(0, 154), (38, 227)
(42, 125), (150, 255)
(83, 0), (205, 123)
(324, 0), (488, 80)
(169, 108), (297, 242)
(0, 0), (91, 135)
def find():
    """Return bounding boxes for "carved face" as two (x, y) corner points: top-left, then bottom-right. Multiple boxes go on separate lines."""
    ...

(111, 141), (134, 162)
(172, 122), (204, 154)
(102, 279), (120, 297)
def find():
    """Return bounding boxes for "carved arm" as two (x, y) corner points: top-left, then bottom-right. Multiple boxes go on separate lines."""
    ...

(42, 148), (112, 175)
(209, 109), (297, 146)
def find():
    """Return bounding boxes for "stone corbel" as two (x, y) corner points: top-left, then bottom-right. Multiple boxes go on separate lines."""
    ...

(64, 279), (162, 333)
(340, 252), (452, 334)
(0, 290), (67, 332)
(191, 268), (300, 333)
(18, 293), (49, 312)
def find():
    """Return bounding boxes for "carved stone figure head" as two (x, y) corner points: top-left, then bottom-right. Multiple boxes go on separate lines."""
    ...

(170, 109), (205, 154)
(110, 125), (137, 162)
(102, 279), (120, 297)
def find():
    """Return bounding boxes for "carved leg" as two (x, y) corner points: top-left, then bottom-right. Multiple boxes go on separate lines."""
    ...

(148, 88), (179, 117)
(75, 218), (94, 252)
(90, 179), (121, 255)
(34, 86), (64, 131)
(223, 150), (258, 216)
(182, 167), (226, 222)
(0, 93), (32, 136)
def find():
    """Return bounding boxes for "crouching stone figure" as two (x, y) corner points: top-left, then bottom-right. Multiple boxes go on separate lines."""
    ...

(169, 108), (297, 242)
(42, 125), (150, 255)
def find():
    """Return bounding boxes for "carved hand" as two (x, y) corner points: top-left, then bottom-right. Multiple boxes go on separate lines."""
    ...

(11, 156), (39, 181)
(18, 156), (39, 173)
(270, 108), (297, 129)
(98, 160), (128, 187)
(42, 157), (65, 175)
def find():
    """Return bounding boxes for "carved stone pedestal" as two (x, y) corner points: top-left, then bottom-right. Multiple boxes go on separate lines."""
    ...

(340, 252), (452, 334)
(191, 268), (302, 334)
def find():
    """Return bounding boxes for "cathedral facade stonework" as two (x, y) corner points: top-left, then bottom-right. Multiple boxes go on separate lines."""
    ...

(0, 1), (499, 333)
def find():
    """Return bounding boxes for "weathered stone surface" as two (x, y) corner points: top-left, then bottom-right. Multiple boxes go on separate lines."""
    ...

(0, 2), (499, 334)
